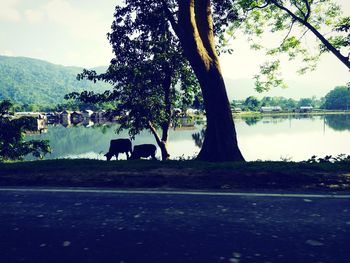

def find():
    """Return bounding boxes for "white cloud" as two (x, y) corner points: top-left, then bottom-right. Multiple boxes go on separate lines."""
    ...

(25, 9), (44, 24)
(42, 0), (109, 41)
(0, 0), (21, 22)
(17, 0), (112, 67)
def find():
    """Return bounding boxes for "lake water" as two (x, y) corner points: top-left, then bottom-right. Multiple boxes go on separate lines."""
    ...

(26, 114), (350, 161)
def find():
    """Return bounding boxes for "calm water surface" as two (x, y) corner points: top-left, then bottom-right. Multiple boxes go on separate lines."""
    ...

(26, 114), (350, 161)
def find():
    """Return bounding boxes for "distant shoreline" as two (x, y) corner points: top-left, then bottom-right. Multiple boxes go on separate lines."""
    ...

(233, 110), (350, 117)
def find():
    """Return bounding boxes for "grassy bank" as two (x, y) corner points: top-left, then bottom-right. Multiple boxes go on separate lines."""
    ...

(1, 159), (349, 191)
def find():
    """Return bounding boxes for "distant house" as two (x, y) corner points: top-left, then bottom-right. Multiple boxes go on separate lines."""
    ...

(14, 112), (47, 131)
(91, 110), (106, 121)
(299, 106), (313, 113)
(82, 109), (94, 119)
(60, 110), (72, 127)
(14, 112), (46, 119)
(231, 107), (242, 113)
(186, 108), (199, 115)
(260, 106), (282, 112)
(71, 111), (83, 123)
(46, 112), (60, 124)
(180, 116), (195, 127)
(60, 110), (72, 120)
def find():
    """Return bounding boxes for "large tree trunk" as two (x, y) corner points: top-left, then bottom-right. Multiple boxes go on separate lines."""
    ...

(176, 0), (244, 161)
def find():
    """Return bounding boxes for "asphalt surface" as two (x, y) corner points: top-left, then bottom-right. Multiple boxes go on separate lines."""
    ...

(0, 188), (349, 263)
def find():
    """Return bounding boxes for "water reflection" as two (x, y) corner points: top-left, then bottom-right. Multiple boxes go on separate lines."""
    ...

(242, 116), (263, 126)
(324, 114), (350, 131)
(192, 129), (205, 148)
(25, 114), (350, 161)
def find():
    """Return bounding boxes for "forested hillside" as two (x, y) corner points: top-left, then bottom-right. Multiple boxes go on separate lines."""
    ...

(0, 56), (111, 109)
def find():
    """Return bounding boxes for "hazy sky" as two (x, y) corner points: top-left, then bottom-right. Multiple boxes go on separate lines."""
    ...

(0, 0), (349, 98)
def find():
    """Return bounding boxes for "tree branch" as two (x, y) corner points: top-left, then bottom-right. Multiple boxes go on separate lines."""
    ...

(271, 0), (306, 24)
(148, 121), (162, 146)
(298, 28), (309, 41)
(161, 0), (181, 37)
(292, 0), (307, 20)
(280, 20), (295, 47)
(302, 0), (311, 20)
(245, 1), (270, 12)
(271, 0), (350, 69)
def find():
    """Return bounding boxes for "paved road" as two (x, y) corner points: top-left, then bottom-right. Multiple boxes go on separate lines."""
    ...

(0, 188), (349, 263)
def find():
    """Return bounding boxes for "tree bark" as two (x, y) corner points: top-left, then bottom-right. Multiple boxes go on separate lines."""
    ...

(160, 65), (172, 161)
(176, 0), (244, 161)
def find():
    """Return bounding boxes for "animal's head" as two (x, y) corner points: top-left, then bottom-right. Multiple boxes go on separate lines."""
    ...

(104, 152), (113, 161)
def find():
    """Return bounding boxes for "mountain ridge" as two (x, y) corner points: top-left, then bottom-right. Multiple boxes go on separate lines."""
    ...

(0, 55), (112, 108)
(0, 55), (341, 108)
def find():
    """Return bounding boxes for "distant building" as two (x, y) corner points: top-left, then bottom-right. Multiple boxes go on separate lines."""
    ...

(299, 106), (313, 113)
(180, 116), (195, 127)
(260, 106), (282, 112)
(186, 108), (199, 115)
(82, 109), (94, 119)
(60, 110), (72, 127)
(46, 112), (60, 124)
(91, 110), (106, 121)
(71, 111), (83, 124)
(231, 107), (242, 113)
(60, 110), (72, 120)
(14, 112), (47, 121)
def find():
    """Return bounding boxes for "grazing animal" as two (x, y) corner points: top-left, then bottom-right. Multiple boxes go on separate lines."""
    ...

(130, 144), (157, 160)
(105, 138), (132, 161)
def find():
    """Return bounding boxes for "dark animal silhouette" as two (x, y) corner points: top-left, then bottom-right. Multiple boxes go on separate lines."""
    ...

(130, 144), (157, 160)
(105, 138), (132, 161)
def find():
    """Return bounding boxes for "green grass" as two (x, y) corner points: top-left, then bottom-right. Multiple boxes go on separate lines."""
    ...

(1, 159), (350, 191)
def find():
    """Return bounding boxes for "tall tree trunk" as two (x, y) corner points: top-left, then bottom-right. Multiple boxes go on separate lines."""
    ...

(160, 64), (172, 161)
(176, 0), (244, 161)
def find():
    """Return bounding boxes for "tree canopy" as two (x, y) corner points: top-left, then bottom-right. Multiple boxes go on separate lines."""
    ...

(71, 0), (249, 161)
(69, 0), (202, 160)
(323, 86), (350, 110)
(228, 0), (350, 91)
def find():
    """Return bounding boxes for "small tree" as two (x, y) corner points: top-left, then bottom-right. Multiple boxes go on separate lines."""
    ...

(0, 100), (50, 161)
